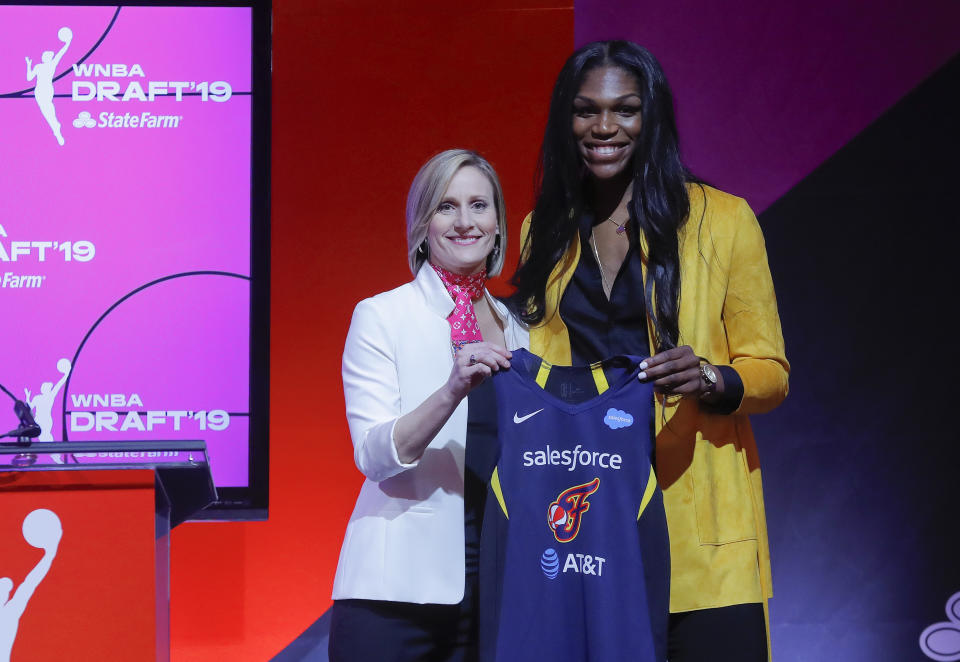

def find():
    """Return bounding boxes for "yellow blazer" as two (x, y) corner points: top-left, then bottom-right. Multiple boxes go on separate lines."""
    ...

(521, 184), (789, 612)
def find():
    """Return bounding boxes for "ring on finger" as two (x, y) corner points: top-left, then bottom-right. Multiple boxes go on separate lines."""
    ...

(468, 353), (477, 366)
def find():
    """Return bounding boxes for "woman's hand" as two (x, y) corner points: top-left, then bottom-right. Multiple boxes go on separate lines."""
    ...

(444, 342), (512, 402)
(639, 345), (723, 399)
(392, 342), (511, 465)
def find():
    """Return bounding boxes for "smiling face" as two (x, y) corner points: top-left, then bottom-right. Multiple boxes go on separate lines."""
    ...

(572, 65), (643, 181)
(426, 165), (498, 275)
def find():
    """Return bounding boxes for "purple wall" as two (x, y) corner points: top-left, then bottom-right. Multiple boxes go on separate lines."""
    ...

(574, 0), (960, 213)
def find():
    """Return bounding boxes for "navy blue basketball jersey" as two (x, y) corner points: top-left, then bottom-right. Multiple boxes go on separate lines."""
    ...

(478, 348), (669, 662)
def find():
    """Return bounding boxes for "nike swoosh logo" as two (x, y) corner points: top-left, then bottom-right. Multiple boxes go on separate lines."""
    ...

(513, 409), (544, 424)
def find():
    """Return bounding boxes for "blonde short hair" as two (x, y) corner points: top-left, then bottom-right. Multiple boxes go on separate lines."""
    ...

(406, 149), (507, 276)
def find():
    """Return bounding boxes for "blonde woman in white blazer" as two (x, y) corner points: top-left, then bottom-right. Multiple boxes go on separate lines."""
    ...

(329, 150), (528, 662)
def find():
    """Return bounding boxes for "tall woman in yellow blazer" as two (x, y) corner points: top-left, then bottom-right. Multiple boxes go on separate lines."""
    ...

(510, 41), (788, 661)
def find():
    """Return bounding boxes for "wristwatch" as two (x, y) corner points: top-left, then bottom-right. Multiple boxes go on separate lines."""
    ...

(699, 363), (718, 394)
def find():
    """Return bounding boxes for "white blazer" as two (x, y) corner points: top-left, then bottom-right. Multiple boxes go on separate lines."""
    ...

(332, 265), (528, 604)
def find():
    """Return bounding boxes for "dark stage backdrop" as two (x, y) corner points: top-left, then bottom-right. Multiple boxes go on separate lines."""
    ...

(758, 54), (960, 660)
(574, 0), (960, 213)
(576, 1), (960, 660)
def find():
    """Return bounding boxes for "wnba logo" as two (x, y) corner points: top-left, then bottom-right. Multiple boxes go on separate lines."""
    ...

(25, 26), (73, 145)
(920, 592), (960, 661)
(1, 509), (62, 662)
(547, 478), (600, 543)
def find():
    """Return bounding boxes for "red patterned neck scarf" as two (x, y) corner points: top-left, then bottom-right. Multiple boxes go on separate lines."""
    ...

(431, 262), (486, 353)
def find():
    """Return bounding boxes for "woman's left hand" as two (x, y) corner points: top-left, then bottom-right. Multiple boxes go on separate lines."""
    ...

(639, 345), (720, 398)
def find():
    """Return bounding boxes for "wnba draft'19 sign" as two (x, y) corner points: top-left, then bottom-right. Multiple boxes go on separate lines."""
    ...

(0, 6), (254, 488)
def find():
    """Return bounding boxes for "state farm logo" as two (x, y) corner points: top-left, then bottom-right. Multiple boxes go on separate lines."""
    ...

(72, 111), (94, 128)
(73, 109), (183, 130)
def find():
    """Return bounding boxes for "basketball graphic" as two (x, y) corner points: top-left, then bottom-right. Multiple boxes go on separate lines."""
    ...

(21, 508), (62, 549)
(548, 503), (567, 530)
(547, 478), (600, 543)
(1, 509), (62, 662)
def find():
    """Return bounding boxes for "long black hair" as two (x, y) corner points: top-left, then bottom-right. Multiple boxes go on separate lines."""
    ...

(510, 40), (694, 351)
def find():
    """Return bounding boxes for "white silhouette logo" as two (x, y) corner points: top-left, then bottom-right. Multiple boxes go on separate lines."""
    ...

(0, 508), (63, 662)
(921, 591), (960, 661)
(24, 359), (71, 463)
(72, 111), (95, 129)
(25, 27), (72, 146)
(513, 409), (544, 424)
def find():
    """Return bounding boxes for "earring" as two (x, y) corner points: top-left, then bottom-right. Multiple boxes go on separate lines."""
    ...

(417, 241), (428, 255)
(488, 235), (501, 268)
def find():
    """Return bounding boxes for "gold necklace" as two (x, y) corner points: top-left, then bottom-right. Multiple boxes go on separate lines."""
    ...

(606, 214), (628, 234)
(589, 230), (612, 297)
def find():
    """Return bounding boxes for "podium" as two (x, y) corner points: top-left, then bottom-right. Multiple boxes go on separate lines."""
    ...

(0, 441), (216, 662)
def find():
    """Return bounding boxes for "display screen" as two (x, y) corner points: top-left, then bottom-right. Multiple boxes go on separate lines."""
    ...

(0, 3), (270, 518)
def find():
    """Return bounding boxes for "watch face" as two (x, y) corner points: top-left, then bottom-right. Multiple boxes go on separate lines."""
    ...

(702, 365), (717, 384)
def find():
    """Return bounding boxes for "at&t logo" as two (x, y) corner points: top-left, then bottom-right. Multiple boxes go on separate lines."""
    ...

(540, 549), (559, 579)
(540, 548), (607, 580)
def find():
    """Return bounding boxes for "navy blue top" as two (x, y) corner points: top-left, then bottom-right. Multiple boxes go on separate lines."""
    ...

(466, 378), (499, 581)
(558, 212), (744, 414)
(478, 349), (669, 662)
(559, 213), (651, 366)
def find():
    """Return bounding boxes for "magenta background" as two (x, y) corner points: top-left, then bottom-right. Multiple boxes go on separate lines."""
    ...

(0, 6), (253, 487)
(0, 6), (251, 93)
(0, 6), (117, 94)
(65, 275), (250, 485)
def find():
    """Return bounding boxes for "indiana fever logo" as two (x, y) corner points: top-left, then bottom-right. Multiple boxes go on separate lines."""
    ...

(547, 478), (600, 543)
